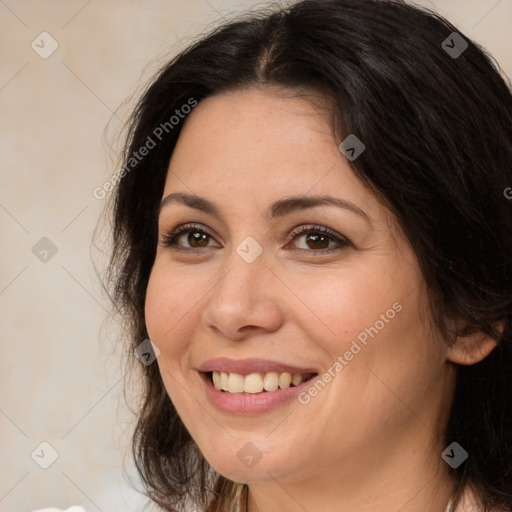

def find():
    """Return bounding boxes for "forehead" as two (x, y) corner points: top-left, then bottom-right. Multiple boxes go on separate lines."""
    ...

(167, 89), (346, 182)
(162, 87), (388, 228)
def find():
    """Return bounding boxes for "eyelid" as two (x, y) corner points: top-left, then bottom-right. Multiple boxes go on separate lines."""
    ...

(288, 224), (348, 242)
(158, 222), (220, 248)
(159, 222), (351, 253)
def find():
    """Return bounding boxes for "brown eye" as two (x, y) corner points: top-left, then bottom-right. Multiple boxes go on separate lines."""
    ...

(288, 225), (350, 254)
(187, 231), (210, 247)
(160, 223), (217, 251)
(161, 223), (350, 255)
(303, 232), (330, 250)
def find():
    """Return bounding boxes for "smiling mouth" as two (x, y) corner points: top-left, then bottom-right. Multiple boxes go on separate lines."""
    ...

(205, 371), (317, 394)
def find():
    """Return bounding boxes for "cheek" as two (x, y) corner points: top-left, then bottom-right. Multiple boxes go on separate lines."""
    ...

(144, 266), (195, 406)
(144, 263), (193, 357)
(294, 260), (433, 406)
(144, 269), (167, 344)
(291, 265), (402, 354)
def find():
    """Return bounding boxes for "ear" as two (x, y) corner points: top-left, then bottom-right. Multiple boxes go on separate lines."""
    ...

(446, 319), (504, 366)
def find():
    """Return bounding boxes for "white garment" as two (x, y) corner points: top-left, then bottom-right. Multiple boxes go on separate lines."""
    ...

(32, 508), (86, 512)
(31, 485), (487, 512)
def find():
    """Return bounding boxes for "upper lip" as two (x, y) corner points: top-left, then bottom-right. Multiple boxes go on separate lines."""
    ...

(197, 357), (319, 375)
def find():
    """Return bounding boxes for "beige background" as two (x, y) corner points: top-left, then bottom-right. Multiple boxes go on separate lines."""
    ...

(0, 1), (510, 511)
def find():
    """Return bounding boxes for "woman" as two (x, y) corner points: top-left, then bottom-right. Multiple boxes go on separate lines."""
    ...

(105, 0), (512, 510)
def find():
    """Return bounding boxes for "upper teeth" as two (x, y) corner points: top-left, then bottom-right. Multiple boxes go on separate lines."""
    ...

(212, 371), (308, 394)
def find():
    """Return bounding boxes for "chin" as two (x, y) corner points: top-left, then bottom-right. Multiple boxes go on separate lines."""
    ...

(201, 440), (298, 484)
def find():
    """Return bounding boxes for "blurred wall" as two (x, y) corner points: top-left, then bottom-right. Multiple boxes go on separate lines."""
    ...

(0, 0), (510, 511)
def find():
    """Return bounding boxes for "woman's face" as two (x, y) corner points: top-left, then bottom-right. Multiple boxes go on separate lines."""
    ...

(145, 87), (454, 487)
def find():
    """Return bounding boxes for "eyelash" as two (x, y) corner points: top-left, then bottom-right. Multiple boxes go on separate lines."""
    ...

(159, 223), (350, 255)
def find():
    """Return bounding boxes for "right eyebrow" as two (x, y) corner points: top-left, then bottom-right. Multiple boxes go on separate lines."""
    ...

(159, 192), (372, 226)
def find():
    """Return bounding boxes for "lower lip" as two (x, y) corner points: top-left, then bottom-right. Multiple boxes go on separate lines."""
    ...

(200, 372), (317, 415)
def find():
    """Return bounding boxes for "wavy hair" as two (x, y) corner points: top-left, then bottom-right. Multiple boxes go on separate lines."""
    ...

(104, 0), (512, 510)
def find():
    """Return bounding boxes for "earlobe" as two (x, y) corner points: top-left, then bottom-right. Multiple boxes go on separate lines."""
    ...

(446, 320), (504, 366)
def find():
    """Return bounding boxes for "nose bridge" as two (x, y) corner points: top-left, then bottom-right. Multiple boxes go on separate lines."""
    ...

(202, 237), (282, 336)
(214, 237), (268, 306)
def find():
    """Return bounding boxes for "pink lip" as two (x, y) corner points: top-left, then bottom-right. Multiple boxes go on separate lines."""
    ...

(199, 371), (318, 415)
(197, 357), (318, 375)
(196, 358), (319, 415)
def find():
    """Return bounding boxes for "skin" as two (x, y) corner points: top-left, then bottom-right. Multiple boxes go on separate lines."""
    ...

(144, 86), (497, 512)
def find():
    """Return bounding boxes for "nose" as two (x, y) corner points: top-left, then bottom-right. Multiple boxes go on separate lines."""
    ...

(200, 245), (284, 340)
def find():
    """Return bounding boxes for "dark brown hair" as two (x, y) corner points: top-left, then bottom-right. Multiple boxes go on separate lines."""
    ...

(104, 0), (512, 510)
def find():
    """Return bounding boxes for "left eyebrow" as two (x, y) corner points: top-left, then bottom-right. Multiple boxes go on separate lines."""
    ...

(268, 195), (371, 225)
(159, 192), (372, 226)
